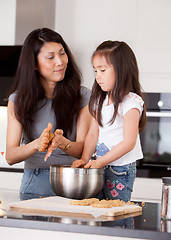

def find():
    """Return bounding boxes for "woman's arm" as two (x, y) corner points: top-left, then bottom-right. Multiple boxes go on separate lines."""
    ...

(85, 108), (140, 168)
(71, 116), (99, 167)
(6, 100), (52, 165)
(45, 105), (92, 160)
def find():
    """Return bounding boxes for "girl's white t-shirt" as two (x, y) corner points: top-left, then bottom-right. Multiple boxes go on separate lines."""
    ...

(96, 92), (144, 166)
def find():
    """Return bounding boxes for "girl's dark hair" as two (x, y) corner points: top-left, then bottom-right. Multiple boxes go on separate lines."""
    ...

(89, 41), (146, 133)
(10, 28), (82, 140)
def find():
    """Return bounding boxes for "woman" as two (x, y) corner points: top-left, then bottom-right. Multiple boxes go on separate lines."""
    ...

(6, 28), (91, 200)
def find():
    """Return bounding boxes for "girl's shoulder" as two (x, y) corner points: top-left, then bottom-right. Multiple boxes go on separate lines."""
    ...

(120, 92), (144, 115)
(123, 92), (144, 106)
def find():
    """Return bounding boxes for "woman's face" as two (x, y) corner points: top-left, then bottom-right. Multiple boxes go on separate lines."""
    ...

(93, 54), (116, 93)
(37, 42), (68, 84)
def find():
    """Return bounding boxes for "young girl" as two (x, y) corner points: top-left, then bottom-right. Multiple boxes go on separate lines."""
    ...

(72, 41), (146, 202)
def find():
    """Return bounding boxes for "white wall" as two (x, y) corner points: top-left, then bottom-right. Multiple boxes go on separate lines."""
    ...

(55, 0), (171, 92)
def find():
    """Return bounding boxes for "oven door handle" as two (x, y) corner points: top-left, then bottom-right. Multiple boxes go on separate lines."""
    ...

(146, 111), (171, 117)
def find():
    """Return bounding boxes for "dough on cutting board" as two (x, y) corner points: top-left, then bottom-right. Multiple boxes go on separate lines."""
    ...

(70, 198), (99, 206)
(70, 198), (129, 208)
(91, 199), (125, 208)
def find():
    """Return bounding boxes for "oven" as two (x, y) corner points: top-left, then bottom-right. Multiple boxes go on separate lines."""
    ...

(137, 92), (171, 178)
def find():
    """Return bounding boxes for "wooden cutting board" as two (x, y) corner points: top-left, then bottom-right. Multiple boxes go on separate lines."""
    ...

(9, 196), (142, 219)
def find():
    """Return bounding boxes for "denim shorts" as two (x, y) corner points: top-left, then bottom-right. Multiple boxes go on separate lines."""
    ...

(20, 169), (56, 200)
(97, 162), (136, 202)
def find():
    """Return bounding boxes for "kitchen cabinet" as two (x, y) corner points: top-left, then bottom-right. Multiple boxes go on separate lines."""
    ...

(55, 0), (171, 92)
(0, 171), (162, 203)
(0, 227), (148, 240)
(0, 0), (16, 45)
(135, 0), (171, 92)
(0, 171), (22, 190)
(131, 178), (162, 203)
(0, 106), (24, 169)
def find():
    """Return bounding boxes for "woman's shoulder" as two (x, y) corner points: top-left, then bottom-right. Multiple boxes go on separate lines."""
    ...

(80, 86), (91, 109)
(81, 86), (91, 97)
(8, 91), (17, 103)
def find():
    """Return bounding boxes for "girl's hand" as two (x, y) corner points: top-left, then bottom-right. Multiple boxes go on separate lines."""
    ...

(84, 159), (103, 169)
(44, 129), (63, 161)
(71, 159), (88, 168)
(37, 123), (53, 152)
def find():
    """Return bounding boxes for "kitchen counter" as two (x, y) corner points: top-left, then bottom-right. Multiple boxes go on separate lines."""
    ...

(0, 189), (170, 240)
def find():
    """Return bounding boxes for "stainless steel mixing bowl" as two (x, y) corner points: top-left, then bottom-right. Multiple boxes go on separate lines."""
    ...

(50, 165), (104, 199)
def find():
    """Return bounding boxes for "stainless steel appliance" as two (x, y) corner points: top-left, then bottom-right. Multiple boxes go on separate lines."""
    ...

(137, 92), (171, 178)
(0, 46), (22, 106)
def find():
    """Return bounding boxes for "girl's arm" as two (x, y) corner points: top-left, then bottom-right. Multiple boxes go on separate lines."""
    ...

(45, 105), (92, 160)
(6, 100), (52, 165)
(71, 117), (99, 168)
(85, 108), (140, 168)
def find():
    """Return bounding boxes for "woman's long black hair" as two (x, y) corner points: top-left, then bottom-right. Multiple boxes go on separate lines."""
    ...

(89, 41), (146, 133)
(10, 28), (82, 140)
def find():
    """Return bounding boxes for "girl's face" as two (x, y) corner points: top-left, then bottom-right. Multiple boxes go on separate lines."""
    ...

(93, 54), (116, 93)
(37, 42), (68, 84)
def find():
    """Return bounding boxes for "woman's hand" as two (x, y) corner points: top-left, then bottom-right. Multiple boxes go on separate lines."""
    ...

(71, 158), (88, 168)
(37, 123), (53, 152)
(44, 129), (64, 161)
